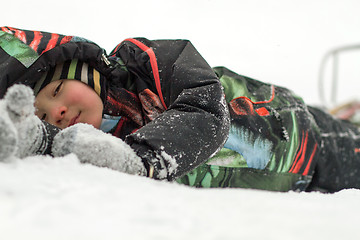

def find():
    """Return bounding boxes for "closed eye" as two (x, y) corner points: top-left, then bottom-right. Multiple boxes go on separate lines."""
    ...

(53, 81), (63, 97)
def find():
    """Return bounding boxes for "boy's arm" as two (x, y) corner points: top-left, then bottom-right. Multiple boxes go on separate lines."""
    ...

(111, 39), (230, 180)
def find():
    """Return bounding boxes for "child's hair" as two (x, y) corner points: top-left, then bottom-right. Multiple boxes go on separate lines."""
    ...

(33, 59), (106, 100)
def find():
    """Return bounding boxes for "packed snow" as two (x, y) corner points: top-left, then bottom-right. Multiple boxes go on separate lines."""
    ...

(1, 155), (360, 240)
(2, 0), (360, 239)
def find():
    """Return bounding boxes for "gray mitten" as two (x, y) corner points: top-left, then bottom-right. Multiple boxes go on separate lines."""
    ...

(3, 84), (50, 158)
(52, 123), (147, 176)
(0, 100), (18, 161)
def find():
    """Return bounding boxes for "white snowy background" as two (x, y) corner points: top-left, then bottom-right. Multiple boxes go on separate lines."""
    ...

(2, 0), (360, 239)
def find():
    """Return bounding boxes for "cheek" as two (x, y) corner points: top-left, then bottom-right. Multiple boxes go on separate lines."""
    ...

(85, 96), (103, 129)
(66, 90), (86, 104)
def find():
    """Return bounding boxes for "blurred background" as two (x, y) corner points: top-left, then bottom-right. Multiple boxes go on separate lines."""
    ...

(3, 0), (360, 106)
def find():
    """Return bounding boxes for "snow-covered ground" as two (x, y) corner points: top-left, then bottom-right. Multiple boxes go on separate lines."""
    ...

(2, 0), (360, 239)
(1, 155), (360, 240)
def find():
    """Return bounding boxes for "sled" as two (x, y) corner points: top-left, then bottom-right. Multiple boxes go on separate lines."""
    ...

(318, 44), (360, 124)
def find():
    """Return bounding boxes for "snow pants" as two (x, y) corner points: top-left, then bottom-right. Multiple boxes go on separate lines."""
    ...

(306, 107), (360, 192)
(176, 67), (360, 192)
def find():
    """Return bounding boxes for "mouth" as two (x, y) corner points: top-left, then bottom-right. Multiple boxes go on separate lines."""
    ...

(68, 112), (81, 127)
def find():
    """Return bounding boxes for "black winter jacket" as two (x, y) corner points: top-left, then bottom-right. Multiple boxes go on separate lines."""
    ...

(0, 27), (230, 180)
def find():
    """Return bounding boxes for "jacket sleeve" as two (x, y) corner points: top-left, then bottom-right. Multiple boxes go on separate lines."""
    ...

(110, 38), (230, 180)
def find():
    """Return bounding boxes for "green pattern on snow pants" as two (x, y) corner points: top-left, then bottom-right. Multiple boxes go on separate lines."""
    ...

(178, 164), (312, 192)
(176, 67), (320, 191)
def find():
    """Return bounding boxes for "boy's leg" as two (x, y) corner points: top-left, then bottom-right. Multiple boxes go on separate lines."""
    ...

(307, 106), (360, 192)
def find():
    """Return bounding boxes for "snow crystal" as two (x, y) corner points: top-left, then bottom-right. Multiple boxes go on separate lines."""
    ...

(159, 149), (178, 175)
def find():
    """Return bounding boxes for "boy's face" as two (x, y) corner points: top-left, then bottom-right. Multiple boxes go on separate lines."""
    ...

(34, 79), (103, 129)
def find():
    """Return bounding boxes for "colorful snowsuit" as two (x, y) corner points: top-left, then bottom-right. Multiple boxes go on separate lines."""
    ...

(1, 27), (360, 193)
(177, 67), (320, 191)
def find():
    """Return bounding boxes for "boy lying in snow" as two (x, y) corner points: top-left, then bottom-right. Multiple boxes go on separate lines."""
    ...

(1, 27), (360, 193)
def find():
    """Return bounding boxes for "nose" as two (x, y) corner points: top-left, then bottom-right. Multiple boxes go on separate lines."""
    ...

(50, 105), (67, 127)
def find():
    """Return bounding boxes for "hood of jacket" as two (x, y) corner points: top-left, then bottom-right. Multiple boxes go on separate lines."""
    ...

(0, 26), (119, 101)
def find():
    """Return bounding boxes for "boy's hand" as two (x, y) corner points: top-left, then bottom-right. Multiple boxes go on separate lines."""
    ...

(0, 100), (18, 161)
(4, 83), (36, 122)
(2, 84), (51, 158)
(52, 123), (147, 176)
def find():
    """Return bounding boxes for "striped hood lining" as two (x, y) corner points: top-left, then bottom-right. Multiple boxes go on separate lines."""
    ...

(34, 59), (104, 99)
